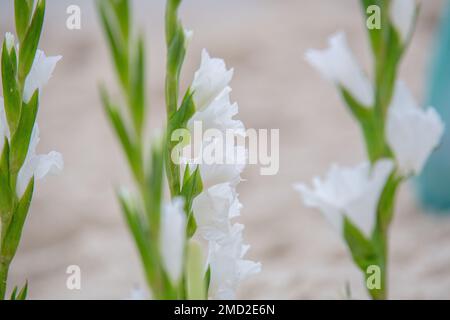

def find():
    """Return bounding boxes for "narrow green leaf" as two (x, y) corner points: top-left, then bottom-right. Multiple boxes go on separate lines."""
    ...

(111, 0), (130, 45)
(0, 141), (13, 218)
(100, 87), (141, 181)
(130, 36), (145, 137)
(19, 0), (45, 83)
(181, 166), (203, 214)
(15, 0), (34, 43)
(2, 178), (34, 261)
(343, 217), (378, 271)
(147, 141), (164, 227)
(17, 281), (28, 300)
(118, 191), (159, 290)
(165, 25), (187, 116)
(9, 91), (39, 174)
(169, 90), (195, 131)
(9, 286), (18, 300)
(2, 42), (22, 133)
(97, 0), (128, 91)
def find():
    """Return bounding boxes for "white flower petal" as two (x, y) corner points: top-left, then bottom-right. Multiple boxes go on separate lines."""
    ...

(160, 197), (186, 285)
(387, 82), (445, 176)
(5, 32), (15, 52)
(208, 224), (261, 300)
(16, 126), (63, 197)
(305, 32), (374, 107)
(34, 151), (64, 179)
(23, 50), (62, 103)
(192, 49), (233, 111)
(390, 0), (417, 42)
(188, 87), (245, 136)
(193, 183), (241, 242)
(294, 159), (394, 238)
(16, 125), (40, 197)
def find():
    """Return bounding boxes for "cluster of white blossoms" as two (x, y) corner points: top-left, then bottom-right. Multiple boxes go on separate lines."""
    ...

(0, 33), (63, 198)
(187, 49), (261, 299)
(296, 0), (444, 239)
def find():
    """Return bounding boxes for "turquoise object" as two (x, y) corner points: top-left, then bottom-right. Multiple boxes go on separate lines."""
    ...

(416, 0), (450, 212)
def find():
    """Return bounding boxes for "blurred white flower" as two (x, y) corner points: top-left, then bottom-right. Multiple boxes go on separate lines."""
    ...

(294, 159), (394, 238)
(208, 224), (261, 300)
(23, 49), (62, 103)
(0, 97), (8, 154)
(184, 28), (194, 48)
(129, 287), (149, 300)
(387, 81), (444, 176)
(160, 197), (186, 285)
(5, 32), (15, 53)
(305, 32), (374, 107)
(390, 0), (417, 42)
(191, 49), (233, 111)
(193, 183), (241, 242)
(16, 125), (64, 197)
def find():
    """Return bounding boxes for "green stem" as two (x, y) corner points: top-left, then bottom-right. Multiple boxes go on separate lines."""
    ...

(0, 260), (11, 300)
(164, 0), (183, 197)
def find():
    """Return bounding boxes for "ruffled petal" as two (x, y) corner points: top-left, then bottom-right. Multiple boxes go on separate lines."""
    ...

(295, 159), (394, 238)
(23, 50), (62, 103)
(305, 32), (374, 107)
(191, 49), (233, 111)
(387, 82), (445, 176)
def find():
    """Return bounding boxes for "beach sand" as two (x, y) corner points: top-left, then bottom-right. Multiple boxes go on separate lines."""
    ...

(1, 0), (450, 299)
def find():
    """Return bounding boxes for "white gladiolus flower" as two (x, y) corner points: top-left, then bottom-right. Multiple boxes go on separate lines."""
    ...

(5, 32), (15, 53)
(16, 125), (64, 197)
(189, 49), (260, 299)
(294, 159), (394, 238)
(305, 32), (374, 107)
(193, 183), (242, 242)
(390, 0), (417, 42)
(208, 224), (261, 300)
(188, 87), (245, 136)
(387, 82), (445, 176)
(191, 49), (233, 111)
(160, 197), (186, 285)
(23, 50), (62, 103)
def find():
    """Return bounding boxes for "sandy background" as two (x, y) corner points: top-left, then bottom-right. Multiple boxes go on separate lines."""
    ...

(1, 0), (450, 299)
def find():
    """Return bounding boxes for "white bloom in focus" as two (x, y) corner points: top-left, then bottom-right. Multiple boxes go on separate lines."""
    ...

(23, 50), (62, 103)
(193, 183), (242, 242)
(305, 32), (374, 107)
(387, 81), (444, 176)
(191, 49), (233, 111)
(5, 32), (15, 52)
(160, 197), (186, 285)
(16, 125), (64, 197)
(390, 0), (417, 42)
(294, 159), (394, 238)
(181, 143), (246, 189)
(188, 87), (245, 136)
(208, 224), (261, 300)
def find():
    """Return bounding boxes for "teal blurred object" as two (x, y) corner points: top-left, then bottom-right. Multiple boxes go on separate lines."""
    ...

(417, 0), (450, 212)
